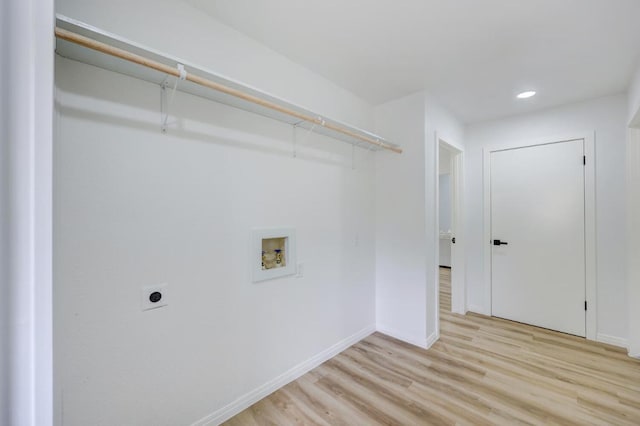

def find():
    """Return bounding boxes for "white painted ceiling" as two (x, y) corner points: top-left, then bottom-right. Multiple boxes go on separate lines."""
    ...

(190, 0), (640, 123)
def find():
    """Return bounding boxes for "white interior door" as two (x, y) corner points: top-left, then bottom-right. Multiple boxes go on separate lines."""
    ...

(491, 139), (586, 337)
(438, 142), (465, 315)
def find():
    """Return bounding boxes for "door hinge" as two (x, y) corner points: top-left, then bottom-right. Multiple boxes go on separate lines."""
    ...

(583, 155), (586, 165)
(585, 301), (587, 311)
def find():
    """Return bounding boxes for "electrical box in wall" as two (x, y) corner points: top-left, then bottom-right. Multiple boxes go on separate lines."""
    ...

(253, 228), (296, 282)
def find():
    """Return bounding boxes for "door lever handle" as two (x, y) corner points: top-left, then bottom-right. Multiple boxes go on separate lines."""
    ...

(493, 239), (508, 246)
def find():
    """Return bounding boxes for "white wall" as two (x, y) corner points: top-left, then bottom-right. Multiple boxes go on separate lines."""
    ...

(374, 92), (428, 347)
(1, 3), (9, 419)
(627, 63), (640, 357)
(465, 94), (629, 343)
(425, 97), (465, 338)
(627, 127), (640, 357)
(374, 93), (464, 347)
(2, 0), (54, 425)
(55, 56), (377, 426)
(628, 64), (640, 126)
(54, 1), (380, 424)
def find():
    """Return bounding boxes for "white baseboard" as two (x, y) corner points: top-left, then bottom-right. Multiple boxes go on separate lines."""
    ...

(376, 324), (428, 349)
(450, 305), (466, 315)
(425, 331), (439, 349)
(191, 324), (375, 426)
(467, 304), (489, 316)
(596, 333), (628, 349)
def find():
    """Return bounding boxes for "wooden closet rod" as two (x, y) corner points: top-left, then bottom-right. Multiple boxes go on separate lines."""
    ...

(54, 27), (402, 154)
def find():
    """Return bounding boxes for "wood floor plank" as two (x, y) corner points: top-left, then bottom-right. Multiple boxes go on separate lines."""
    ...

(281, 380), (373, 426)
(224, 268), (640, 425)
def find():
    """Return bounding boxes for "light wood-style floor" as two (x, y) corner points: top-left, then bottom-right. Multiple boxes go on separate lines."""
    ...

(225, 268), (640, 425)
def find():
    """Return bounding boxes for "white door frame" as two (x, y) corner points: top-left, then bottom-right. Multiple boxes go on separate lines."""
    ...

(482, 132), (597, 341)
(435, 138), (466, 339)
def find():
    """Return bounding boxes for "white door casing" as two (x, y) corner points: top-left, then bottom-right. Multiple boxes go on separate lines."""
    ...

(490, 140), (586, 336)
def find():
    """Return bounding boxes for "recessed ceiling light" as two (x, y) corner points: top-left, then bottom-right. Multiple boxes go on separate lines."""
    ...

(517, 91), (536, 99)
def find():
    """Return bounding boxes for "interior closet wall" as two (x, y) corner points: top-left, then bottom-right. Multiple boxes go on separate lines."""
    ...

(54, 1), (377, 424)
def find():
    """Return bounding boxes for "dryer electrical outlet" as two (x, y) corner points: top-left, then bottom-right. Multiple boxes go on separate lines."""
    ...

(141, 284), (168, 311)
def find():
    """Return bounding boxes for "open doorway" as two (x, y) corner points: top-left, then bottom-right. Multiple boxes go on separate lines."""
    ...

(436, 140), (465, 337)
